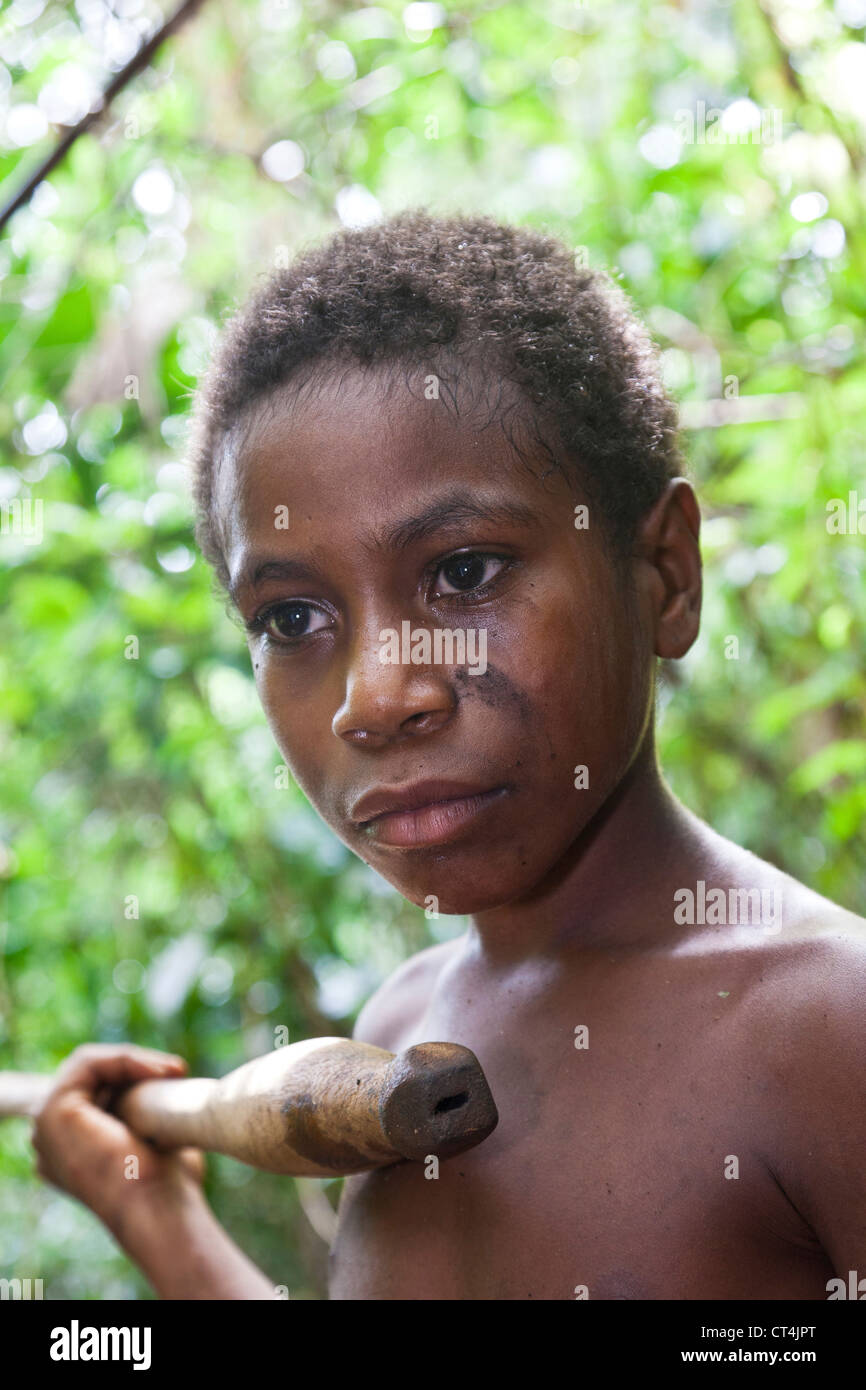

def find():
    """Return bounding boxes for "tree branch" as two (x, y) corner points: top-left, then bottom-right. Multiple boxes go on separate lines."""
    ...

(0, 0), (209, 234)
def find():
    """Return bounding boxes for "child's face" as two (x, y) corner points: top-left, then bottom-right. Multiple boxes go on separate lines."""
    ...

(216, 365), (657, 914)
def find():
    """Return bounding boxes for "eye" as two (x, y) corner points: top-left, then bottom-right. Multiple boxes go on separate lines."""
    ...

(431, 551), (510, 598)
(247, 600), (331, 643)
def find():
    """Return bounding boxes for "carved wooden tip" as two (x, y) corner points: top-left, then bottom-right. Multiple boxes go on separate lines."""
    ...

(378, 1042), (498, 1162)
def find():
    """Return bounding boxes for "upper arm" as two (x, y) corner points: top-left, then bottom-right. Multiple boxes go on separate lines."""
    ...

(777, 934), (866, 1277)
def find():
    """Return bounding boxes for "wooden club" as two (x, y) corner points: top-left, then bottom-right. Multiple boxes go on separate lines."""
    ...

(0, 1037), (498, 1177)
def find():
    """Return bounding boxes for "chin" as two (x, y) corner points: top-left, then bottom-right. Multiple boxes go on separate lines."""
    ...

(380, 860), (535, 916)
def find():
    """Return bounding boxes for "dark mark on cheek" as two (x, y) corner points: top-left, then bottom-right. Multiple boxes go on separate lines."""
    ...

(451, 663), (560, 768)
(451, 663), (535, 721)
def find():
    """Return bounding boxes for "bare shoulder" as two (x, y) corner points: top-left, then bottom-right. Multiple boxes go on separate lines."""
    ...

(685, 826), (866, 1061)
(738, 857), (866, 1074)
(782, 894), (866, 1030)
(678, 838), (866, 1252)
(744, 880), (866, 1260)
(738, 845), (866, 1004)
(352, 936), (463, 1052)
(700, 826), (866, 997)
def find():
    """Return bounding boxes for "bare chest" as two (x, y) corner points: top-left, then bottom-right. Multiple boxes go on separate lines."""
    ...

(328, 1009), (828, 1300)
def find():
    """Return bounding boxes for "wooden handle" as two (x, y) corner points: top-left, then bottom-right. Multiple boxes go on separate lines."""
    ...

(0, 1037), (498, 1177)
(0, 1071), (53, 1117)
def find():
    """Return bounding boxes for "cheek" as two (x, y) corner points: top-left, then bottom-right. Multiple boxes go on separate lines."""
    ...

(500, 590), (647, 782)
(250, 658), (281, 734)
(496, 587), (589, 715)
(251, 658), (322, 777)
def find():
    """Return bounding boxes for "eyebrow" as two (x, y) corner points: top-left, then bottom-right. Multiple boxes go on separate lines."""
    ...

(376, 491), (540, 552)
(229, 490), (540, 602)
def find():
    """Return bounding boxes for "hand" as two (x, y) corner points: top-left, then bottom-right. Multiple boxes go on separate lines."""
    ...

(31, 1043), (205, 1233)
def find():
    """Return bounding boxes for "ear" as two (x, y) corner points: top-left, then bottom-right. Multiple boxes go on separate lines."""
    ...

(634, 479), (702, 660)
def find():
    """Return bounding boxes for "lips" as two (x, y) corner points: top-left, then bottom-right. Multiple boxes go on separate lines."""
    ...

(350, 781), (511, 850)
(350, 778), (504, 826)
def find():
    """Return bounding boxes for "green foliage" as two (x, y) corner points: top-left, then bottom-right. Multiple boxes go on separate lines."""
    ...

(1, 0), (864, 1297)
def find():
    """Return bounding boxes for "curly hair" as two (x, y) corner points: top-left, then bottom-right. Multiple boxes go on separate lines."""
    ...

(187, 209), (683, 588)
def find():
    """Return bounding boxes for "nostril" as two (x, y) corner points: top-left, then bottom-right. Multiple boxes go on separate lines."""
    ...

(434, 1091), (469, 1115)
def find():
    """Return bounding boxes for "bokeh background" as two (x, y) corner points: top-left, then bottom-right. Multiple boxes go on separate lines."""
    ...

(1, 0), (864, 1299)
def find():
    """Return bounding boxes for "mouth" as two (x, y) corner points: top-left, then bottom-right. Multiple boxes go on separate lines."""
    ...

(350, 780), (511, 849)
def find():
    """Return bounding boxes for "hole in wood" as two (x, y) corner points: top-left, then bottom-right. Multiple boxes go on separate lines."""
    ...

(434, 1091), (469, 1115)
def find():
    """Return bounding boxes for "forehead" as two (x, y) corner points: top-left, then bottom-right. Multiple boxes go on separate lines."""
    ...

(214, 363), (576, 561)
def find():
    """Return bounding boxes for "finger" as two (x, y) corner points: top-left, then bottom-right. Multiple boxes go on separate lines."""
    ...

(38, 1089), (153, 1154)
(59, 1042), (187, 1073)
(50, 1046), (187, 1099)
(177, 1147), (206, 1182)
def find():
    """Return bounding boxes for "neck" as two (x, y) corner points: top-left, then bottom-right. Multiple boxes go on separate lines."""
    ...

(467, 733), (709, 966)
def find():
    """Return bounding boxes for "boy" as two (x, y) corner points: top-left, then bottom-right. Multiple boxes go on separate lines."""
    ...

(32, 211), (866, 1300)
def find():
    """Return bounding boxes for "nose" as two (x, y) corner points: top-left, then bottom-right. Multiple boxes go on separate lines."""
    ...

(332, 622), (457, 747)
